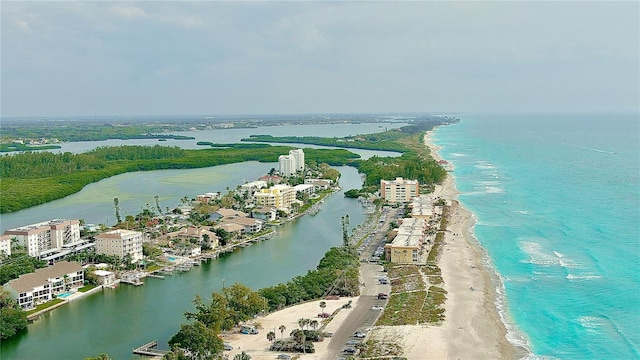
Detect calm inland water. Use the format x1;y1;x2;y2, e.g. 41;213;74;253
0;165;366;359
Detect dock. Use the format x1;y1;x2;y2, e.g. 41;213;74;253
132;340;169;357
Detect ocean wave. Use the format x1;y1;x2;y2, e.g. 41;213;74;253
566;274;602;281
577;316;605;333
519;241;582;268
451;152;467;157
485;186;505;194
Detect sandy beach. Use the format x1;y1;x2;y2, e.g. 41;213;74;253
225;130;518;360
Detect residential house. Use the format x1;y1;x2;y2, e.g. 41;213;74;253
196;192;220;204
252;207;277;221
93;270;116;286
305;179;332;192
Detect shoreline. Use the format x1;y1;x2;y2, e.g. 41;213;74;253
424;129;529;359
223;129;528;360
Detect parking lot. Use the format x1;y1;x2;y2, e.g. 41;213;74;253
324;208;399;359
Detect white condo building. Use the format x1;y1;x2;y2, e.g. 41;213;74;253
380;177;420;203
95;229;144;262
0;234;12;257
3;219;81;258
278;149;305;177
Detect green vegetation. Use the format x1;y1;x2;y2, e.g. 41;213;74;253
0;288;28;340
242;116;455;195
165;283;267;359
0;145;359;213
0;254;48;285
0;143;62;152
258;246;360;311
25;298;65;316
353;152;447;189
1;122;195;143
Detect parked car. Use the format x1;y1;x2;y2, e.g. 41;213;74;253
240;325;259;334
318;312;330;318
277;354;291;360
371;306;384;310
223;343;233;351
343;347;357;354
353;331;367;338
377;293;388;300
346;339;361;345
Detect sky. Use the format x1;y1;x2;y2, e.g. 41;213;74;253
1;1;638;117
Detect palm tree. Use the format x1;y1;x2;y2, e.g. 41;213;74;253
319;301;327;316
290;329;307;354
266;331;276;344
310;320;319;331
279;325;286;340
233;351;252;360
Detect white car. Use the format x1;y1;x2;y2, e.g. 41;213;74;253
371;306;384;311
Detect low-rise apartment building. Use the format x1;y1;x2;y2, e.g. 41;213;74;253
384;218;430;264
4;261;84;310
0;234;12;257
95;229;143;262
253;185;296;210
380;177;420;203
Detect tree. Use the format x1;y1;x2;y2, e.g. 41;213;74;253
267;331;276;344
310;320;319;331
84;354;111;360
167;321;223;360
290;329;307;354
279;325;286;340
319;301;327;316
341;214;350;247
233;352;252;360
154;195;162;214
0;287;27;340
113;197;121;224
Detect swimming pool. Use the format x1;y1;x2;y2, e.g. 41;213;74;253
56;292;73;299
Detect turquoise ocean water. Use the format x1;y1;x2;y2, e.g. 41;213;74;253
433;113;639;359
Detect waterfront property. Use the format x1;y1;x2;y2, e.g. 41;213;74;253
94;229;144;262
252;206;277;221
0;234;11;256
380;178;419;203
409;195;435;221
278;149;305;177
3;219;81;258
384;218;432;264
158;226;219;249
253;185;296;210
4;261;84;310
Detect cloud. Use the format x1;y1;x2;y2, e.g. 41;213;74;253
1;1;638;117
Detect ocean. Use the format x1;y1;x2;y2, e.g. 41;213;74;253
433;113;640;359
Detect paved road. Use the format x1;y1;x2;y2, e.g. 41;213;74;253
323;208;400;359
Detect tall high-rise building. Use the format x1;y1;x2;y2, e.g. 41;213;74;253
289;149;305;171
278;149;305;176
